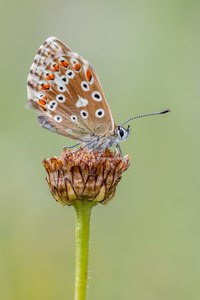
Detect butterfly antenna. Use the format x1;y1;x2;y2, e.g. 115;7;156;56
121;109;170;126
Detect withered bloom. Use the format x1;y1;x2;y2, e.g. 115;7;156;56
43;148;130;206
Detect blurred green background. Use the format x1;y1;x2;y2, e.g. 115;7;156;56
0;0;200;299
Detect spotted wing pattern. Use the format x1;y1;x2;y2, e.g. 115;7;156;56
27;37;114;142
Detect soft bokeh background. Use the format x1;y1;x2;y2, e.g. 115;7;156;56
0;0;200;299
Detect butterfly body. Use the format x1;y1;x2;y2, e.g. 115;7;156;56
27;37;129;153
79;125;130;152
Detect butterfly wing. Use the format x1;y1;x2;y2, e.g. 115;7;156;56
27;37;114;142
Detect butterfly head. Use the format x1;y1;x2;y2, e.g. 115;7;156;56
116;125;130;142
115;109;170;144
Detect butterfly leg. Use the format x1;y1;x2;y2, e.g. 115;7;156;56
83;137;99;151
63;143;81;150
116;143;123;157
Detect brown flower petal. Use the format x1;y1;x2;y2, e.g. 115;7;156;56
43;148;130;206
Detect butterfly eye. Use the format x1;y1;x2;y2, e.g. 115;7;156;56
118;127;125;138
56;94;66;103
95;109;104;118
66;70;75;79
92;91;102;101
48;100;57;111
54;115;62;123
80;110;88;119
71;115;78;122
81;81;90;91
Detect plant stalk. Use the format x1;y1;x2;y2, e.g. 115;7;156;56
73;200;94;300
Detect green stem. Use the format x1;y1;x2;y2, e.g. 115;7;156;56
73;200;94;300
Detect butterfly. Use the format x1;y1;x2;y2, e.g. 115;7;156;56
27;37;170;155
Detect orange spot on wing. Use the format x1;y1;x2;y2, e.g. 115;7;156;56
38;98;47;111
86;69;92;82
41;95;47;101
38;99;46;106
40;83;50;90
74;63;81;71
60;60;69;68
46;74;55;80
52;64;59;72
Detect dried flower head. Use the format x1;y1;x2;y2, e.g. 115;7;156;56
43;148;130;206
